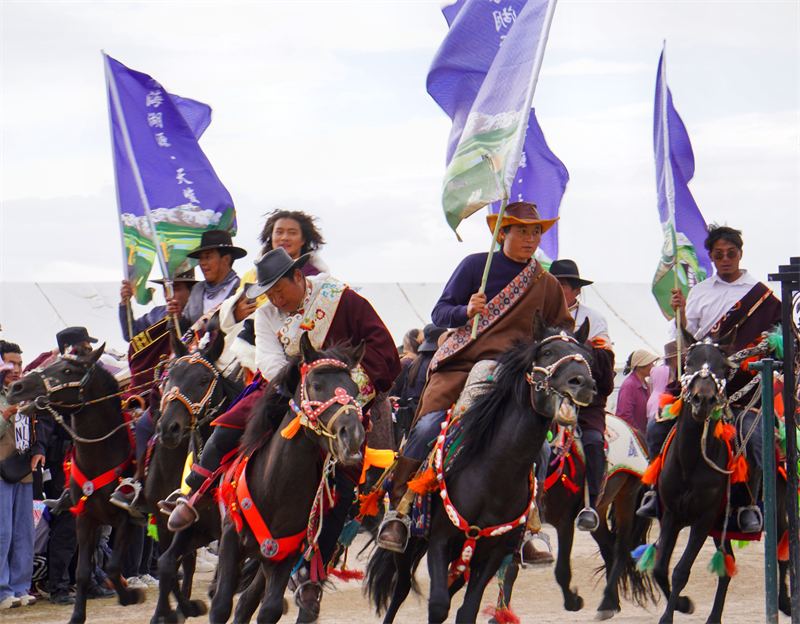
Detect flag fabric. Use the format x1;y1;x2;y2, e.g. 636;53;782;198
651;46;712;319
105;53;236;304
427;0;557;236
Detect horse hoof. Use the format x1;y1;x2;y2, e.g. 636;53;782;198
181;599;208;617
595;609;619;621
565;590;584;612
677;597;694;615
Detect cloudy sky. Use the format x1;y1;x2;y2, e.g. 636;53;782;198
1;0;798;300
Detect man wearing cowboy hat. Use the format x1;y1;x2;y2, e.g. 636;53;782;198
119;269;198;342
548;259;616;532
168;230;247;326
164;247;400;619
377;201;575;553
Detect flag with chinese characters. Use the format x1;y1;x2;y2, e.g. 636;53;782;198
105;53;236;304
651;46;711;319
427;0;557;237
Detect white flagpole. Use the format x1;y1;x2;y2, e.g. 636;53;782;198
104;52;181;340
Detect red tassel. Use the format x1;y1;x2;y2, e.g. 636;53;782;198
721;424;737;442
358;490;381;517
724;554;738;578
778;531;790;561
728;455;748;484
70;496;88;516
659;393;676;407
642;456;663;486
669;398;683;416
328;568;365;582
481;605;521;624
408;467;439;495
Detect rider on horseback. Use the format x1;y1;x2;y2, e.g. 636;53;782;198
376;202;575;553
638;224;782;533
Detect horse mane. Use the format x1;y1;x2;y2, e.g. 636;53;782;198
90;363;122;412
239;343;358;457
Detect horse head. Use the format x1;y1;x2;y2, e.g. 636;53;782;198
8;344;107;414
296;332;366;466
679;326;736;423
529;312;596;426
157;329;226;449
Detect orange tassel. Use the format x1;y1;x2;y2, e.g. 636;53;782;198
669;398;683;416
642;456;663;486
724;554;738;578
280;415;302;438
714;421;724;439
358;490;381;517
659;393;676;407
778;531;789;561
407;467;439;494
721;424;736;442
728;455;748;484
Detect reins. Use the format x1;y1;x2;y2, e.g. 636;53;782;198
525;331;593;407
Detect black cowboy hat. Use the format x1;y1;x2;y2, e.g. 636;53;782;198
418;324;447;353
187;230;247;260
245;248;311;299
149;268;199;285
549;259;593;288
56;327;98;354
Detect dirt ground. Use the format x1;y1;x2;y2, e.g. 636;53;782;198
3;527;788;624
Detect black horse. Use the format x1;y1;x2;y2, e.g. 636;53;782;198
8;346;146;623
146;329;243;623
209;333;367;624
365;315;596;623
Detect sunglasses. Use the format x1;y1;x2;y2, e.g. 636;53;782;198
711;250;740;260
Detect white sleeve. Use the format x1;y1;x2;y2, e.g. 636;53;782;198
254;308;289;382
218;292;242;335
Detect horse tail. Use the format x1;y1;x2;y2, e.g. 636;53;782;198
365;547;397;614
616;491;659;608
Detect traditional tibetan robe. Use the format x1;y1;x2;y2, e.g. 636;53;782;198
415;251;574;420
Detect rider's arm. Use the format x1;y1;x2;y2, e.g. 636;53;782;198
253;307;289;383
431;256;482;329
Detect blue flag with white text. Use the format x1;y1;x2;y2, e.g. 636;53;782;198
651;47;711;318
428;0;565;243
105;53;236;304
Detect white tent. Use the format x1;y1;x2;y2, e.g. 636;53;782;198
1;281;673;368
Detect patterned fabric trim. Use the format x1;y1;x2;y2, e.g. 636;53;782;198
431;262;540;372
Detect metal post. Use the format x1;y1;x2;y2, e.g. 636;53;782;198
769;257;800;623
750;358;780;623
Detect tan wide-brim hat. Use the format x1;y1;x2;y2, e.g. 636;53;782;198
486;201;559;234
630;349;661;369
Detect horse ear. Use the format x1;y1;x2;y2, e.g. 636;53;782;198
299;332;318;364
717;327;738;350
531;310;547;342
574;318;591;345
170;326;189;359
348;340;366;369
203;329;226;364
80;343;105;365
680;325;697;349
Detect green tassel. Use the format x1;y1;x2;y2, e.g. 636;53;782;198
547;430;553;442
338;518;360;548
707;550;726;576
767;328;783;359
711;408;722;421
777;420;787;456
733;540;749;549
147;515;159;542
636;544;656;573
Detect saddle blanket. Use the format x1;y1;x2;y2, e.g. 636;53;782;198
605;414;648;477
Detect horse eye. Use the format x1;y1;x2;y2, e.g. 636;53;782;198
541;349;552;358
311;382;323;393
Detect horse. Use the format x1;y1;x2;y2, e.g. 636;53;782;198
8;345;146;624
146;328;244;624
365;314;596;624
651;328;750;624
208;332;367;624
493;422;655;621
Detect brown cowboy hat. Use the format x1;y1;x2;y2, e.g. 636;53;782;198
187;230;247;260
485;201;559;234
149;268;199;285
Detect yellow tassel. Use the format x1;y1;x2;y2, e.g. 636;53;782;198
642;455;662;486
281;415;302;438
669;398;683;416
407;467;439;495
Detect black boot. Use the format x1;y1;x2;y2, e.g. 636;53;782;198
636;489;659;519
376;456;423;553
737;467;763;533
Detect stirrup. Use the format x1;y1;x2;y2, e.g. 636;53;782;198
737;505;763;533
158;488;184;516
376;510;412;553
293;579;322;616
518;530;553;569
576;507;599;532
110;478;145;516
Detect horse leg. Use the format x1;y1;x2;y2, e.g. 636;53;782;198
500;562;517;605
152;527;191;624
173;534;209;620
706;539;733;624
659;516;711;624
554;518;583;611
232;565;266;624
209;523;245;624
107;516;148;606
652;513;680;621
69;516;99;624
426;538;452;624
181;549;196;599
455;546;509;623
256;559;294;624
597;488;638;619
384;547;416;623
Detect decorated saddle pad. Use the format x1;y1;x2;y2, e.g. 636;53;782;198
605;414;648;477
451;360;499;416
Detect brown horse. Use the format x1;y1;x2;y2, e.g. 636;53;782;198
8;346;146;623
208;333;366;624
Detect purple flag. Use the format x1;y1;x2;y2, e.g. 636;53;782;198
105;53;236;304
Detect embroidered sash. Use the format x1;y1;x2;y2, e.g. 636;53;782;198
709;282;773;342
431;262;539;372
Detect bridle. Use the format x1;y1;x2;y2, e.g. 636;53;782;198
288;358;362;440
525;332;593;407
679;339;729;412
159;352;226;429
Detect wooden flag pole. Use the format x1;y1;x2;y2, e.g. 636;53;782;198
471;199;508;340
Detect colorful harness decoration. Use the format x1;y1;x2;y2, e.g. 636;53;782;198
159;352;225;425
